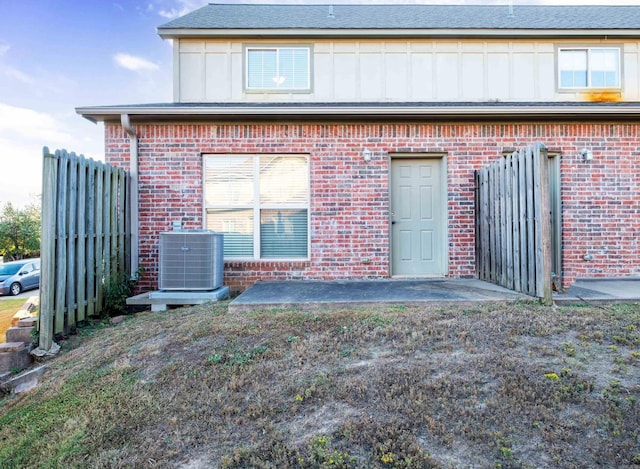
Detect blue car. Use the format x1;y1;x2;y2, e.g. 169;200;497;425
0;258;41;296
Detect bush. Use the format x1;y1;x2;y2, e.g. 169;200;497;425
103;268;144;317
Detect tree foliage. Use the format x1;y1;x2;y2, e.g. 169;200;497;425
0;201;41;261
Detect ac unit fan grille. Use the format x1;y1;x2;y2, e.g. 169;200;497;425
159;231;223;290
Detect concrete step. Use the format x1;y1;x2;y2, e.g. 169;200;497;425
0;342;25;352
10;296;38;327
17;317;37;327
5;326;35;345
0;342;33;374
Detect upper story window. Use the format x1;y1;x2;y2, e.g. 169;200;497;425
204;154;309;260
245;46;311;92
558;47;620;89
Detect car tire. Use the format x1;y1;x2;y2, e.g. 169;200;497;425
10;282;22;296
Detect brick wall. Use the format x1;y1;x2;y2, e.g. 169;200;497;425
105;121;640;293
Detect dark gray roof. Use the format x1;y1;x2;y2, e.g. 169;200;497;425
158;4;640;32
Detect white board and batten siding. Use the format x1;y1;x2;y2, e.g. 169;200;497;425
174;39;640;103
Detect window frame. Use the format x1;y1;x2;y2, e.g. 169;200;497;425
244;44;313;93
556;46;622;91
203;153;311;261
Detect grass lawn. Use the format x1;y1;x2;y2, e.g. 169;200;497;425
0;301;638;468
0;299;26;344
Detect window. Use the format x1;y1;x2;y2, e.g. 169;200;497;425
558;47;620;89
246;46;311;91
204;154;309;259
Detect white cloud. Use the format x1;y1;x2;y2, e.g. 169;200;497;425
147;0;640;17
0;42;9;56
0;103;69;207
0;103;73;143
154;0;207;19
0;103;103;208
4;66;36;85
113;53;159;72
0;136;43;208
157;8;184;19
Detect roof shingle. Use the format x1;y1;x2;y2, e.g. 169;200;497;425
158;4;640;32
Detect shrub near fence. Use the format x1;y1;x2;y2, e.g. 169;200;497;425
39;148;130;351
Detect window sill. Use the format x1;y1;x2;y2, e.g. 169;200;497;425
224;258;310;263
557;87;621;93
244;89;312;94
558;89;623;103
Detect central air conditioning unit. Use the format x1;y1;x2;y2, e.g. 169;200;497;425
159;230;224;291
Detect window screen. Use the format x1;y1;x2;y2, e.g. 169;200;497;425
204;154;309;259
246;47;310;91
558;48;620;89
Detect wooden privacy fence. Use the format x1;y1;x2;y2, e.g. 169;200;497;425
39;148;130;351
474;142;552;304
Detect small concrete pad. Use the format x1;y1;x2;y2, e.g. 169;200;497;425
0;365;46;395
127;287;230;312
554;278;640;305
229;279;532;313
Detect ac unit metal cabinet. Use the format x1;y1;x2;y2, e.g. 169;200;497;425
159;231;224;291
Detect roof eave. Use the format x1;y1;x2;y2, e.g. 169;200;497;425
76;104;640;123
157;27;640;40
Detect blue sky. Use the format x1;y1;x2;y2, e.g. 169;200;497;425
0;0;209;207
0;0;636;208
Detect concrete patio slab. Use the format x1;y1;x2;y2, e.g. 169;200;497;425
553;278;640;305
228;279;534;313
127;287;230;312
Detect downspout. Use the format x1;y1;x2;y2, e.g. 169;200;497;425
120;114;139;277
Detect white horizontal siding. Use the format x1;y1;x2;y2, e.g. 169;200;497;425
175;38;640;103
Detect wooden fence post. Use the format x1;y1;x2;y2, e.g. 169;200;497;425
87;161;96;317
67;153;78;329
54;149;68;335
534;143;553;304
39;148;57;351
76;158;87;323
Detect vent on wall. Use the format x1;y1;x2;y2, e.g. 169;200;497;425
159;231;224;291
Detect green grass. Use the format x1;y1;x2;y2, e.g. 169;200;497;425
0;367;148;468
0;301;638;468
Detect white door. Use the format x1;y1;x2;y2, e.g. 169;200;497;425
391;158;446;276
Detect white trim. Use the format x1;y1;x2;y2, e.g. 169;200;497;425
244;45;312;92
77;103;640;122
159;28;640;40
389;153;448;278
173;39;180;102
557;46;622;90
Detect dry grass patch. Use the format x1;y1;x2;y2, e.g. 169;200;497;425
0;299;25;343
0;301;639;468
